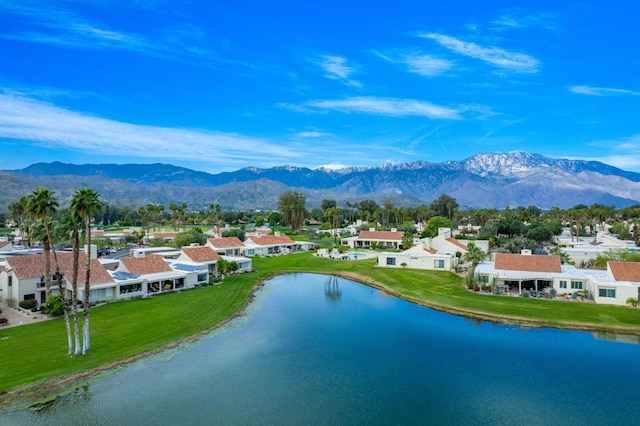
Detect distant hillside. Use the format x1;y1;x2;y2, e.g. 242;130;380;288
3;152;640;211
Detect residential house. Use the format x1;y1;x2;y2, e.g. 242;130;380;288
0;252;115;306
243;233;313;256
206;237;245;256
342;229;404;250
118;255;187;294
178;246;219;277
586;261;640;305
378;243;456;271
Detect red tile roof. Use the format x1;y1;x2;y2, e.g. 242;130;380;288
207;237;244;249
247;235;295;246
153;232;178;239
424;248;438;254
120;256;173;275
7;252;114;284
609;261;640;282
181;246;220;263
358;231;403;241
0;241;11;249
494;253;562;273
446;237;468;250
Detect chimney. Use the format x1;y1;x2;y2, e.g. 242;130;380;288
133;249;146;258
84;244;98;259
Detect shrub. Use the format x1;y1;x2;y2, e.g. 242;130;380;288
627;297;639;308
19;299;38;310
521;290;531;298
42;294;64;316
0;317;8;325
6;298;16;308
549;288;557;297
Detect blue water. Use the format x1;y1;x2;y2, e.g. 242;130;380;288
3;273;640;425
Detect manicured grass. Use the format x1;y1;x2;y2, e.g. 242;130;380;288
250;253;640;331
1;252;639;400
0;277;256;394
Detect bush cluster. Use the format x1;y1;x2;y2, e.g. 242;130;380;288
19;300;38;310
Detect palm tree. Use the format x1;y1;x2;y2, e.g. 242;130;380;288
463;242;486;288
26;188;59;301
70;188;102;355
61;209;84;355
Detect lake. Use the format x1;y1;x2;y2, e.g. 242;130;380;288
2;273;640;425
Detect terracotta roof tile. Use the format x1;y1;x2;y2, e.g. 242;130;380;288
446;237;468;250
424;248;438;254
247;235;295;246
207;237;244;249
7;252;114;284
153;232;178;239
494;253;562;273
181;246;220;263
120;256;173;275
609;261;640;282
358;231;403;241
0;241;12;249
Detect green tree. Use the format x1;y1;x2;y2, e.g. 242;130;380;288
421;216;452;238
222;228;246;241
60;209;84;355
401;231;414;250
70;188;102;355
278;191;307;232
549;246;574;265
26;188;59;301
430;194;459;221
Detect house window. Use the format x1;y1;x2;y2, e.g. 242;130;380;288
571;281;585;289
559;280;567;289
434;259;445;269
598;288;616;298
119;283;142;294
8;276;11;287
386;257;396;266
197;273;208;282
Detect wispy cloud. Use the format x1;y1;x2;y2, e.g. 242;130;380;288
491;11;558;31
0;92;298;170
0;2;245;71
579;134;640;170
294;131;333;138
376;51;453;77
316;56;361;87
569;85;640;96
420;33;539;73
301;96;462;120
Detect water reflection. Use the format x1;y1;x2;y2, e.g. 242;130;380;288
324;276;342;301
3;273;640;425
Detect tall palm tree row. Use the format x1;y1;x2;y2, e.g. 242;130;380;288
70;188;103;355
26;188;74;354
26;188;59;301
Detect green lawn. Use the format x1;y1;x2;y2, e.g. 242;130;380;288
1;252;639;401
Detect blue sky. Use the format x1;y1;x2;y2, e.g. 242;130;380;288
1;1;639;174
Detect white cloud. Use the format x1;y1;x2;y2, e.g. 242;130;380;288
316;56;361;87
294;131;333;138
0;93;297;168
402;54;453;77
569;85;640;96
578;134;640;170
491;12;557;31
0;3;238;71
303;96;461;120
421;33;539;73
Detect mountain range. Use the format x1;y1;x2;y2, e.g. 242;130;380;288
2;152;640;211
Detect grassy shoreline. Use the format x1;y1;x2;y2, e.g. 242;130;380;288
2;252;639;410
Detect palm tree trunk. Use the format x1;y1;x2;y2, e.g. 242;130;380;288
82;216;92;354
72;227;81;355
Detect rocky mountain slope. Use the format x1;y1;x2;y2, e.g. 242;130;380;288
4;152;640;211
